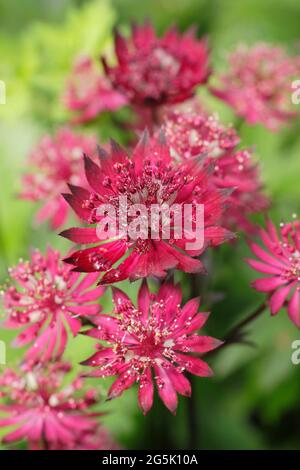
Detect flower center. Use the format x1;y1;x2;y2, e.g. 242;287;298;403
7;262;69;323
138;331;163;357
126;46;180;101
83;158;194;245
113;302;179;373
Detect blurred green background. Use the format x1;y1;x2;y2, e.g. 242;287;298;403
1;0;300;450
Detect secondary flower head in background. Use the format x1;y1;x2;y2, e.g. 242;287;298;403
82;281;222;414
161;105;240;160
64;56;127;124
0;362;104;449
210;43;299;130
1;247;104;363
247;218;300;327
21;127;97;230
102;21;210;110
161;107;269;232
61;132;234;284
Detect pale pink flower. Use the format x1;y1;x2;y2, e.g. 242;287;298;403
1;247;104;363
247;219;300;327
211;43;299;130
64;56;127;124
161;108;269;232
0;362;101;449
21;128;97;230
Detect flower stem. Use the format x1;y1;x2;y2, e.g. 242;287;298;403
187;374;197;449
187;273;203;449
225;302;266;342
205;301;267;359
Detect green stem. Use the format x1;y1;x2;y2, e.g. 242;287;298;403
225;302;266;343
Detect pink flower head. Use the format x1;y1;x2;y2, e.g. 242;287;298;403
162;107;240;160
102;21;210;108
64;56;127;124
1;247;104;363
211;43;299;130
61;132;234;284
161;108;269;232
0;362;101;449
81;281;222;414
247;219;300;327
21;128;97;230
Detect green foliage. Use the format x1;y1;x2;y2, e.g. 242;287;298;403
0;0;115;122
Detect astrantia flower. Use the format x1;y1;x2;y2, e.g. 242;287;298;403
82;281;222;414
21;128;97;229
1;247;104;363
247;219;300;327
102;21;210;109
61;132;234;284
64;56;127;124
0;362;100;449
162;108;269;232
162;106;240;160
211;43;299;130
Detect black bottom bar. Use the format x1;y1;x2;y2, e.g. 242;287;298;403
0;449;298;466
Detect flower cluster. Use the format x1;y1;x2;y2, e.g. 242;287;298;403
211;43;299;130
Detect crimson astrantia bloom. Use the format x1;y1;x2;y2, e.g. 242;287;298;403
81;281;222;414
0;362;101;449
21;128;97;230
210;43;299;130
162;108;269;232
102;21;210;109
64;56;127;124
61;132;234;284
247;219;300;328
1;247;104;363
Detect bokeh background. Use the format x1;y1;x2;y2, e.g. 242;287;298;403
1;0;300;450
